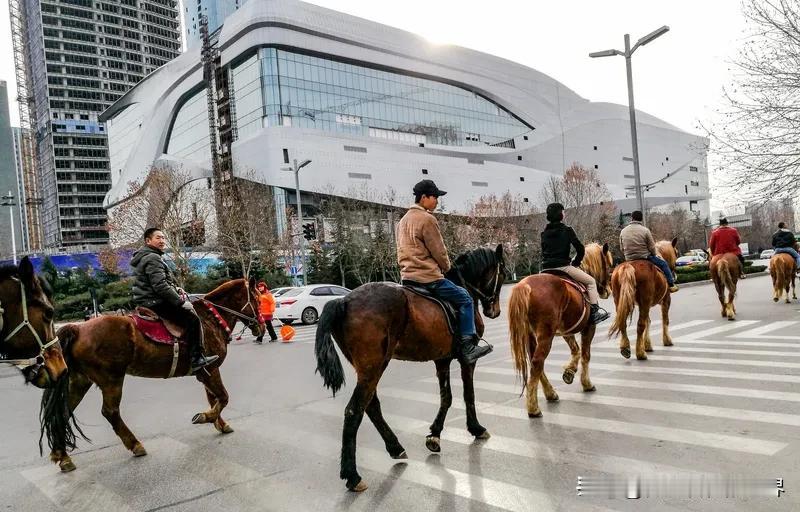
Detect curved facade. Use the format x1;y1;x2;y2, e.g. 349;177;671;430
102;0;710;219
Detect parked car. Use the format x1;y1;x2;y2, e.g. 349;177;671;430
271;287;294;297
760;249;776;259
684;249;709;261
676;255;707;267
276;284;352;325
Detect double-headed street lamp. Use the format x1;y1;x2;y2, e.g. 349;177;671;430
281;159;312;285
590;25;670;223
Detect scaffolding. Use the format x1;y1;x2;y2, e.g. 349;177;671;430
8;0;43;250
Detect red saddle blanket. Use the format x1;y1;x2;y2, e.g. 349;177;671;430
131;314;184;345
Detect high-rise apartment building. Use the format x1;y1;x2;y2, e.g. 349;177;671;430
20;0;182;247
11;127;31;253
184;0;245;48
0;81;24;258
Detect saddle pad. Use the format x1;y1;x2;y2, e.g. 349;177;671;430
131;314;183;345
401;285;456;334
541;269;588;294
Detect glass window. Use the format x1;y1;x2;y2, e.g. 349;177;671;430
310;286;331;296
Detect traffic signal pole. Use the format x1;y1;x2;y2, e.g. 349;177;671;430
292;159;308;286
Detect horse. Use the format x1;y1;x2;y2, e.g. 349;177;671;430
608;238;678;360
770;252;797;303
710;253;740;320
0;257;83;458
508;243;613;418
45;277;264;473
314;245;505;492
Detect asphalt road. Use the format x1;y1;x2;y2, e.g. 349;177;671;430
1;273;799;511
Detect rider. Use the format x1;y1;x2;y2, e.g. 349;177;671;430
620;211;679;293
709;217;746;279
772;222;800;274
396;179;492;365
540;203;609;324
131;228;219;373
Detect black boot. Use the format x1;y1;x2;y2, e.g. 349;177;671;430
190;342;219;374
457;334;492;365
589;304;610;324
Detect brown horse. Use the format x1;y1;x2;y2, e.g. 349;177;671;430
0;257;81;457
508;243;613;418
770;252;797;303
608;238;678;360
710;253;740;320
314;246;505;492
46;277;264;472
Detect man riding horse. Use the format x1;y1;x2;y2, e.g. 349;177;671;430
620;211;679;293
540;202;609;324
131;228;218;373
709;217;746;279
772;222;800;276
396;179;492;364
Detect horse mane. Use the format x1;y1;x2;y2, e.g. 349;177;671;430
655;240;677;268
582;243;609;278
0;264;19;281
203;278;246;301
452;247;501;281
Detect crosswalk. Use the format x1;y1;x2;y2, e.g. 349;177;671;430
12;315;800;511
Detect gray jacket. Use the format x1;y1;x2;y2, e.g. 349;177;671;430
620;221;656;261
130;246;183;307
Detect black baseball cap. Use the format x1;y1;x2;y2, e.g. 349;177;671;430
413;179;447;197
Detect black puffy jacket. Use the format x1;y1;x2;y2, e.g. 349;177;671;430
130;246;183;307
541;222;584;269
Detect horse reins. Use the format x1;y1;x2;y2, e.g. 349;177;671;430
0;278;59;369
191;283;263;328
458;262;502;304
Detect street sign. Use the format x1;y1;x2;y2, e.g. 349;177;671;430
290;265;297;275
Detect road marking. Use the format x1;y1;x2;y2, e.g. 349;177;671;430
22;465;136;512
669;339;800;349
728;321;800;339
673;321;758;340
496;351;800;370
433;378;800;428
378;388;787;456
589;345;800;358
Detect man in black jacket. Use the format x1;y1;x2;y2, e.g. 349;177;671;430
772;222;800;274
131;228;218;373
541;203;609;324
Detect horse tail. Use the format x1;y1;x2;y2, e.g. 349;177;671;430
718;258;735;295
315;298;346;396
508;281;534;391
608;265;637;338
39;324;89;456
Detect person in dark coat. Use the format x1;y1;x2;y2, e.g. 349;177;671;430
130;227;218;373
772;222;800;274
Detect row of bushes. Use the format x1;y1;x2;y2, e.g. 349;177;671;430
676;262;767;284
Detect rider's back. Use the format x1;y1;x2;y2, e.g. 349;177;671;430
396;205;450;283
619;222;654;261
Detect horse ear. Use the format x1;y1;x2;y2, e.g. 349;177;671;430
602;242;609;254
19;256;35;285
495;243;504;259
248;276;257;290
671;237;678;248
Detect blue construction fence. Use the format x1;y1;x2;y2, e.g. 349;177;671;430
0;251;225;276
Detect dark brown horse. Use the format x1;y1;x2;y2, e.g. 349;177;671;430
608;238;678;360
770;252;797;303
508;243;613;418
710;253;740;320
46;277;264;472
315;245;505;492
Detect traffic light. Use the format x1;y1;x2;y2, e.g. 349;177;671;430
302;222;316;241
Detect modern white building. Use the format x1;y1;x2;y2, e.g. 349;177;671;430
103;0;710;236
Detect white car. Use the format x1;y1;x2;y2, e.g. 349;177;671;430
271;287;294;297
760;249;776;259
275;284;351;325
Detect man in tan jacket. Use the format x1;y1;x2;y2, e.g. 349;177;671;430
397;179;492;364
619;211;678;292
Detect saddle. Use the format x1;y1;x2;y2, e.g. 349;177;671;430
131;307;186;345
401;283;457;334
540;269;589;299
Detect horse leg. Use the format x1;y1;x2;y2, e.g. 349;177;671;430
528;327;553;418
460;361;491;439
661;293;673;346
792;273;797;300
539;369;559;402
203;386;233;434
580;325;596;392
636;306;650;360
561;335;580;386
426;359;452;453
51;371;92;472
98;377;146;457
619;312;632;360
643;313;653;353
365;393;406;459
715;279;727;317
341;376;378;492
192;368;228;427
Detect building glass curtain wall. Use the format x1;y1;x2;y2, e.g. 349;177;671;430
230;47;533;146
165;89;211;165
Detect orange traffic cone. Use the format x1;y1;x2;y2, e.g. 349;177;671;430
280;324;295;342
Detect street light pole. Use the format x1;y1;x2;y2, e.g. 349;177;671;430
284;159;312;286
1;192;16;265
590;26;670;224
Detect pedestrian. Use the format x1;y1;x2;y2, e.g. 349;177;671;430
255;281;278;343
83;306;91;322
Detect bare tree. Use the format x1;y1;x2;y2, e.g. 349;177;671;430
706;0;800;202
647;208;707;252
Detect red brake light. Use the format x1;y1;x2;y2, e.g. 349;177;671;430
280;299;297;305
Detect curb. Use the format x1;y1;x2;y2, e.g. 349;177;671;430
676;270;769;289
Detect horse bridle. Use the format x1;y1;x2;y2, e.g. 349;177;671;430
0;278;59;369
459;262;503;306
192;282;263;328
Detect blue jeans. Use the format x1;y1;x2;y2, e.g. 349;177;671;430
427;278;475;337
775;247;800;267
647;255;675;286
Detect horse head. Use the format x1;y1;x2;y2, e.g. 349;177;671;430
0;257;66;388
205;276;265;338
582;242;614;299
656;237;679;274
452;244;506;319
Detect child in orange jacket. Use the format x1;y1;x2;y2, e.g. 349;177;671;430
255;281;278;343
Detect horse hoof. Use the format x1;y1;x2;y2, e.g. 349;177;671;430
774;297;779;302
60;460;77;473
528;411;543;418
191;413;206;424
645;348;654;353
215;423;234;434
391;450;408;460
636;353;648;361
728;316;736;321
562;369;575;384
546;394;559;402
132;444;147;457
475;430;491;440
425;436;441;453
348;480;368;492
663;340;673;347
584;386;596;392
620;348;631;359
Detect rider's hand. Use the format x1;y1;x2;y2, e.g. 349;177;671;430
181;301;194;312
